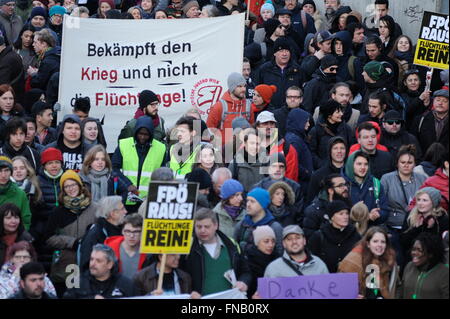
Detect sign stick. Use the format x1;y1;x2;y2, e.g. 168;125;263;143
157;254;167;291
425;67;434;92
246;0;251;21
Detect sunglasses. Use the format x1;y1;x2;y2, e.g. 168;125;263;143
405;69;419;76
385;120;402;125
329;67;338;72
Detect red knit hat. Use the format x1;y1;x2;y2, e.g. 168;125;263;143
255;84;277;104
98;0;115;9
41;147;63;165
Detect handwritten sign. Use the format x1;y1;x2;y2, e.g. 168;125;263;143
257;273;359;299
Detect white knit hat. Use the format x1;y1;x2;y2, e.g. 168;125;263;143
253;225;276;245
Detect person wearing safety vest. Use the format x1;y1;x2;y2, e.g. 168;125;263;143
112;116;167;212
169;116;202;179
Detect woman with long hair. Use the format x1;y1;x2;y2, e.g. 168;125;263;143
400;69;430;129
79;144;127;203
191;143;221;175
0;85;23;143
0;240;55;299
80;117;107;148
43;170;98;297
379;15;398;56
13;24;39;74
11;156;43;208
338;226;398;299
387;35;415;88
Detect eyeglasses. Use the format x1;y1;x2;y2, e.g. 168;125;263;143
287;95;302;99
123;230;142;237
329;67;338;72
64;183;79;190
385;120;402;125
333;182;350;189
404;69;419;76
13;254;31;260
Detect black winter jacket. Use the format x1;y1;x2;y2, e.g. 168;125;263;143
303;190;330;239
302;69;337;114
30;46;61;90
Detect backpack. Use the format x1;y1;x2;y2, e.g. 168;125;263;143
76;223;108;267
219;99;252;130
348;56;357;80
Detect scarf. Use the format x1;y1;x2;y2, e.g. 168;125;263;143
44;169;64;180
14;178;35;196
394;51;413;63
151;114;160;128
326;120;340;134
87;168;110;202
223;205;241;221
63;193;90;213
269;204;290;218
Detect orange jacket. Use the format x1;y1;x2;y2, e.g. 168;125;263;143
104;236;147;273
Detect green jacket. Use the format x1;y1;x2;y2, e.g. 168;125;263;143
118;117;166;144
0;182;31;231
213;202;246;239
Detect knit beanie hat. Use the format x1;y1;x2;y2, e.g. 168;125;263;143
383;110;402;121
182;0;199;15
0;156;13;172
264;18;281;38
260;1;275;16
302;0;316;11
326;200;350;220
30;6;48;19
268;152;286;167
232;117;252;131
253;225;276;245
98;0;115;9
187;168;212;190
49;5;67;17
320;54;339;71
364;61;388;81
247;187;270;210
41;147;63;165
60;170;83;190
138;90;159;109
273;36;291;53
255;84;277;104
220;179;244;200
320;99;342;119
418;187;442;208
227;72;246;93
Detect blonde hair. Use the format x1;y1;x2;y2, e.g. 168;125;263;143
11;156;42;202
407;190;447;230
350;201;369;236
81;144;112;175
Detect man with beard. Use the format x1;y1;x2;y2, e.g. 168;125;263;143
323;0;341;30
306;136;347;204
303;173;351;239
344;150;389;226
119;89;166;144
9;262;57;299
264;225;329;277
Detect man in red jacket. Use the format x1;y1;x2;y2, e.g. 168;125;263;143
206;72;252;147
104;213;148;280
255;111;299;182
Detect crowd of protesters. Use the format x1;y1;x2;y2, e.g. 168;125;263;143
0;0;448;299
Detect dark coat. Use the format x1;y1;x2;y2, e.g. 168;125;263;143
380;127;423;162
0;45;24;102
34;127;58;146
303;190;329;239
30;46;61;90
306;162;342;205
0;142;40;172
302;69;337;114
63;269;136;299
246;245;279;297
411;111;449;154
180;230;252;295
271;105;297;139
78;217;123;273
308;222;361;273
401;90;428;131
0;230;33;266
308;120;355;170
300;54;319;82
256;59;304;108
9;289;57;299
133;262;192;296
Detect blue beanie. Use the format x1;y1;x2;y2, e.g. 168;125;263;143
260;1;275;15
247;187;270;210
49;5;67;17
220;179;244;200
30;7;48;19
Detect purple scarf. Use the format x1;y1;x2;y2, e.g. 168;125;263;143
223;205;241;220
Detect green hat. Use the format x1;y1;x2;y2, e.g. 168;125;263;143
363;61;388;81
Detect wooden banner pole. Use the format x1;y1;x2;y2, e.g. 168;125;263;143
157;254;167;291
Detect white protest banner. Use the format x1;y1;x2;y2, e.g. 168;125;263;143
59;14;245;152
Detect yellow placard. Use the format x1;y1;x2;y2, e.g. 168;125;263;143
140;219;194;254
414;39;450;70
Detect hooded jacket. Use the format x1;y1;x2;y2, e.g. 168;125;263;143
246;244;279;297
308;116;355;170
233;211;284;256
45;114;94;172
104;235;148;276
285;108;313;183
112;116;168;189
228;148;269;193
302;68;338;114
0;141;40;172
30;46;61;90
411;110;449;155
343;151;389;225
332;30;354;82
308;222;361;273
306;136;347;204
0;181;31;231
303;189;330;239
213;202;246;240
268;181;297;227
